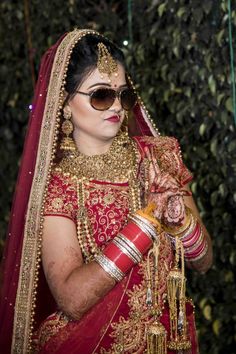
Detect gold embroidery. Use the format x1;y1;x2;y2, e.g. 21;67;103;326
100;234;173;353
44;172;77;221
34;311;70;350
103;193;115;206
51;197;64;210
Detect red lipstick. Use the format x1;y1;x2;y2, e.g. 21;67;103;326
105;115;120;123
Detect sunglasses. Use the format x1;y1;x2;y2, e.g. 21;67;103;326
76;87;137;111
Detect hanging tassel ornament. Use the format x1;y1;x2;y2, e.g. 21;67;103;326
146;240;167;354
167;238;191;351
147;320;167;354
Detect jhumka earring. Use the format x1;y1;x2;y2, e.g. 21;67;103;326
60;108;76;152
97;42;118;81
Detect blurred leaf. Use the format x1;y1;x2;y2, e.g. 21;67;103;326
208;75;216;95
177;7;186;18
158;3;166;17
225;97;233;113
203;305;212;321
219;183;228;197
212;319;221;336
199;123;207;136
224;271;234;283
210;139;218;156
216;29;225;46
217;93;225;106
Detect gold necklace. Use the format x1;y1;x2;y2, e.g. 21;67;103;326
58;132;138;183
55;132;142;262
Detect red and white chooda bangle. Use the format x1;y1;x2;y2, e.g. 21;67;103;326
95;214;157;282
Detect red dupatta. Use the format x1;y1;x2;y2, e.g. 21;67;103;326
0;29;158;353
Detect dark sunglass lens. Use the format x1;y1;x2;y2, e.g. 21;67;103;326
120;89;137;110
91;89;115;110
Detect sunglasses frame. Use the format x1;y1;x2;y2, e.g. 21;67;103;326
76;87;137;111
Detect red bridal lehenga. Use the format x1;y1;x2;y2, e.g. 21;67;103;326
0;29;198;354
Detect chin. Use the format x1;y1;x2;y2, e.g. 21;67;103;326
101;127;121;140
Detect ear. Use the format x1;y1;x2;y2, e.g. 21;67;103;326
63;105;72;120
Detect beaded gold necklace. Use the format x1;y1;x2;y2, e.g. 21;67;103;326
58;132;138;182
56;132;142;262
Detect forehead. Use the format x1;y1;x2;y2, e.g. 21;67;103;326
80;63;126;89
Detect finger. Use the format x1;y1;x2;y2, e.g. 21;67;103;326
144;146;152;160
144;147;157;186
150;147;161;176
156;177;180;191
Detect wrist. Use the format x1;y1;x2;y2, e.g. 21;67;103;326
165;207;208;262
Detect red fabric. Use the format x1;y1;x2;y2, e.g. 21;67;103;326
0;34;67;353
37;274;132;353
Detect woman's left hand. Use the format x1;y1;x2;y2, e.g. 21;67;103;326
145;146;191;226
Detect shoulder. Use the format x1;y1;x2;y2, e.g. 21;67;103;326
44;166;78;222
47;166;77;194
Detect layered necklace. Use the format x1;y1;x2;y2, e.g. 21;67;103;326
56;132;142;262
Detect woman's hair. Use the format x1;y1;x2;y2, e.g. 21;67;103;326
65;34;125;101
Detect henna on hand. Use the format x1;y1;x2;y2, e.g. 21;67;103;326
145;146;191;225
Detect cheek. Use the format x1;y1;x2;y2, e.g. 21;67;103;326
72;103;103;128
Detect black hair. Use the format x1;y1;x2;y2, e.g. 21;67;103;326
64;34;126;101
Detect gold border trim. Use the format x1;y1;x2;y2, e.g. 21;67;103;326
11;29;98;354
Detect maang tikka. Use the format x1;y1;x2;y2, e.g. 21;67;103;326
60;107;76;152
97;43;118;81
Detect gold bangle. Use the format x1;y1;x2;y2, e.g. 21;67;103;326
136;203;162;232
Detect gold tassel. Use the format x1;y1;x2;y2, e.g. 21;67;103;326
147;320;167;354
146;240;167;354
167;238;191;351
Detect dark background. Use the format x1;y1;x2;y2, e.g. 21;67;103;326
0;1;236;353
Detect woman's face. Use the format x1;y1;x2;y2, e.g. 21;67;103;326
67;63;127;147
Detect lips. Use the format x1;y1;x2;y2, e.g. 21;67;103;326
105;115;120;123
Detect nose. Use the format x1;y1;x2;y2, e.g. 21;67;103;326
110;96;122;112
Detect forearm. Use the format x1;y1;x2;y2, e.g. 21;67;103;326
54;261;115;320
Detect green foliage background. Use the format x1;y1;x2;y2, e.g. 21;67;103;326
0;0;235;353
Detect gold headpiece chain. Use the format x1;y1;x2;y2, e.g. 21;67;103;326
97;42;118;80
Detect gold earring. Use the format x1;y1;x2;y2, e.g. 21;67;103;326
60;108;76;152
